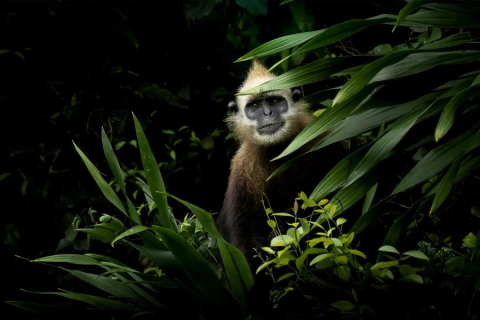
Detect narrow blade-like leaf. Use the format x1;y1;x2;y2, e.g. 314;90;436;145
111;225;150;247
151;227;238;310
132;113;175;231
429;159;461;214
73;141;127;217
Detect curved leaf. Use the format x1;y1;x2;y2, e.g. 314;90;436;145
235;30;323;62
111;225;150;247
132;113;175;231
429;159;461;214
151;226;237;309
73;141;127;217
392;127;477;194
238;56;377;95
435;83;480;141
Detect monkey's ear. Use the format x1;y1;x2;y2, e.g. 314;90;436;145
228;101;238;113
292;88;302;102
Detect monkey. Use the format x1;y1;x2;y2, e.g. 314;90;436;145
217;59;334;266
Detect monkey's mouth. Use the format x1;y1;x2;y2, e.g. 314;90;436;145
258;121;285;135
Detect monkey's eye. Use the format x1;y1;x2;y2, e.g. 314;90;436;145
251;103;260;109
272;99;279;106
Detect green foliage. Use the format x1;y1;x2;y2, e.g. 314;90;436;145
9;114;252;318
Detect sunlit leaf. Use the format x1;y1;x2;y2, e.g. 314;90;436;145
111;225;150;247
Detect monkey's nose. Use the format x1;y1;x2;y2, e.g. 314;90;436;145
263;106;273;116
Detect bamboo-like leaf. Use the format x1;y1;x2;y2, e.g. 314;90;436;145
435;84;480;142
60;267;144;301
314;95;436;151
162;192;253;314
151;226;237;309
392;127;477;194
33;254;99;265
348;200;387;235
238;56;377;95
73;141;128;217
345;116;418;187
309;144;370;202
429;159;461;214
19;290;136;311
419;32;472;51
235;30;323;62
295;15;395;55
76;228;117;243
111;225;150;247
128;242;179;270
301;87;339;105
362;183;378;214
273;83;381;161
393;0;430;32
333;51;411;107
404;10;480;28
101;128;141;225
132;113;175;231
372;51;480;83
317;170;378;224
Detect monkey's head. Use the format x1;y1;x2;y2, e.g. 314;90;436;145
226;59;311;146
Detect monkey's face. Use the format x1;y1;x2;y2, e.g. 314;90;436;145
245;94;288;136
228;89;306;146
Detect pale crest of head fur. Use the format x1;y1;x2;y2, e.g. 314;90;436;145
226;59;312;146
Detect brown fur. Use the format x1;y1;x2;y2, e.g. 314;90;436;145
217;60;329;265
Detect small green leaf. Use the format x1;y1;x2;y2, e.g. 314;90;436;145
378;245;400;255
267;220;276;229
309;253;334;266
271;235;295;247
348;249;366;259
400;274;424;284
402;250;429;260
370;260;398;270
332;300;356;311
277;272;296;282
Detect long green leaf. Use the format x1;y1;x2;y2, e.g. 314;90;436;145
295;15;395;55
150;226;238;310
128;241;179;270
76;228;117;243
235;29;323;62
435;83;480;141
392;127;478;194
59;267;143;301
309;144;370;202
362;183;378;214
19;290;136;311
162;193;253;314
349;200;388;235
404;10;480;28
333;51;411;107
73;141;127;217
344;116;417;187
393;0;431;32
314;93;438;150
33;254;99;265
101;128;141;225
132;113;175;231
111;225;150;247
429;159;461;214
273;83;381;161
372;51;480;83
238;56;377;95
